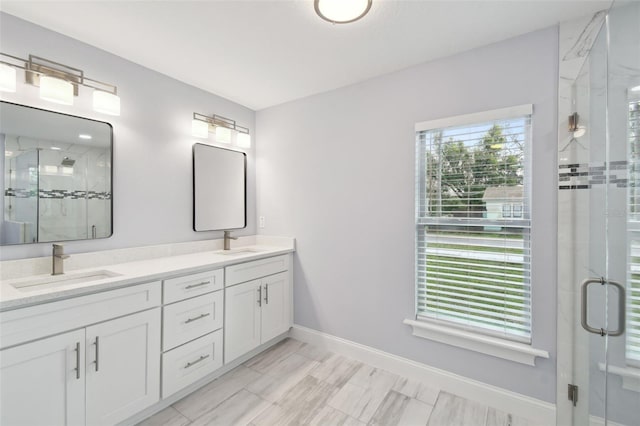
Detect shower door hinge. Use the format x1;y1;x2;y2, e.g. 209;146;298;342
568;384;578;407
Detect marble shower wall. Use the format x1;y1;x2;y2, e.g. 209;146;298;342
3;133;111;243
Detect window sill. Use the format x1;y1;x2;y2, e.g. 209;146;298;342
598;363;640;392
403;319;549;366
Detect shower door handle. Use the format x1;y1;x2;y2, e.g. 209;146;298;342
581;278;626;336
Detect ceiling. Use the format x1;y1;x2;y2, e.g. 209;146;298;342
0;1;611;111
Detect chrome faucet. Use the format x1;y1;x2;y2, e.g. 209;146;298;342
223;231;238;250
52;244;70;275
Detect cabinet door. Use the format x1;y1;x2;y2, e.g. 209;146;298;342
224;279;261;363
261;271;291;343
85;308;160;426
0;329;85;426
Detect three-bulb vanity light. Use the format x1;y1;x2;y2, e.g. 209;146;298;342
192;112;251;149
0;53;120;116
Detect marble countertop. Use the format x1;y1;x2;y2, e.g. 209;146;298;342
0;237;294;311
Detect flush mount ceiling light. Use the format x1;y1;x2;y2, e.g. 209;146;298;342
314;0;372;24
191;112;251;149
0;53;121;116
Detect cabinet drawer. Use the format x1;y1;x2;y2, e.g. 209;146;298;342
162;291;223;351
0;282;161;349
163;269;223;304
225;255;289;286
162;330;222;398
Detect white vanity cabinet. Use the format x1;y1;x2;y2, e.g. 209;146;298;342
161;269;224;398
0;329;86;426
0;282;161;426
224;255;291;363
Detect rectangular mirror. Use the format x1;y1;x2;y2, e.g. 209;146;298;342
1;101;113;245
193;143;246;231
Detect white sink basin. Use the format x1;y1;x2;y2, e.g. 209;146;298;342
214;247;263;256
11;270;121;292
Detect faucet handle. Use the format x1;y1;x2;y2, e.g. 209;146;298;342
224;231;238;240
53;244;70;259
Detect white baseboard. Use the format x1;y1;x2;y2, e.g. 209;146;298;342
290;324;556;426
590;415;626;426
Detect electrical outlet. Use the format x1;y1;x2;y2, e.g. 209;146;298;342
259;216;265;228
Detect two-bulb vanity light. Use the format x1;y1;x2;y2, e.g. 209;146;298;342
192;112;251;149
0;53;120;116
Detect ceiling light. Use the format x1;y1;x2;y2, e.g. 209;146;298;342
0;63;16;92
315;0;372;24
78;134;92;140
1;52;120;115
93;90;120;116
39;75;74;105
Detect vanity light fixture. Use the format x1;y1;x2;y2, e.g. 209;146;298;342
191;112;251;148
0;52;121;116
314;0;372;24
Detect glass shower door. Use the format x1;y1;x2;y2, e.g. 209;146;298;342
568;2;640;425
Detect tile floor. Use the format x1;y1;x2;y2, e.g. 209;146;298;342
138;338;530;426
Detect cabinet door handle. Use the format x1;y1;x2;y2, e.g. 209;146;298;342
185;281;210;290
258;286;262;307
264;283;269;304
93;337;99;372
184;312;211;324
74;342;81;380
184;354;210;369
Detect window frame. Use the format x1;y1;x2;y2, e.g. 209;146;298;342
413;104;535;345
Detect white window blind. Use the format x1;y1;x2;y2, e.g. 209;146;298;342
628;98;640;366
416;109;532;343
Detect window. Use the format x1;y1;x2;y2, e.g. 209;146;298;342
513;204;523;218
415;105;532;343
502;204;512;218
628;98;640;366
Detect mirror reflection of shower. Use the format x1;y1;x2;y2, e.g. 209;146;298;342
1;101;113;245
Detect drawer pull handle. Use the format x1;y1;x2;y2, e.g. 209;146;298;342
264;283;269;304
74;342;81;380
184;354;210;369
258;286;262;307
185;312;211;324
93;337;100;372
185;281;210;290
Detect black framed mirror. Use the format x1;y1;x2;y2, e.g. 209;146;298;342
193;143;246;232
1;101;113;245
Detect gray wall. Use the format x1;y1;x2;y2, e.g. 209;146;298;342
256;27;559;401
0;13;256;261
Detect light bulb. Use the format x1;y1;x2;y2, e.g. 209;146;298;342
215;126;232;144
237;132;251;148
192;119;209;138
0;63;16;92
93;90;120;116
39;75;73;105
